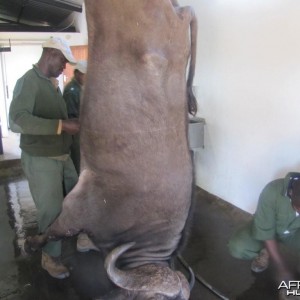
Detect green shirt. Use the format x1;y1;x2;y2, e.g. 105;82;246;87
252;172;300;241
63;77;81;119
9;65;72;157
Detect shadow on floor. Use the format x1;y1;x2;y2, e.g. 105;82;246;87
0;163;296;300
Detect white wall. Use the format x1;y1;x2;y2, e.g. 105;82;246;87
180;0;300;213
4;45;42;113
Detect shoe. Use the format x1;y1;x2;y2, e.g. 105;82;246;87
76;233;99;252
251;248;269;273
41;252;70;279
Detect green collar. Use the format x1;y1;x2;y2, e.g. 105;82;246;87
32;64;51;81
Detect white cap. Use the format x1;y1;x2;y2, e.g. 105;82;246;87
75;60;87;74
42;37;77;65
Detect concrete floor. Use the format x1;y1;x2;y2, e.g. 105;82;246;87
0;155;295;300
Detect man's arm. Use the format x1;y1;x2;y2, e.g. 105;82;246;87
61;119;80;135
253;182;294;281
265;239;293;281
10;76;80;136
9;77;60;135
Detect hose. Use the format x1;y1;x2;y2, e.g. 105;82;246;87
177;255;229;300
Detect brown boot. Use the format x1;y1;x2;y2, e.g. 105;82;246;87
41;252;70;279
251;248;269;273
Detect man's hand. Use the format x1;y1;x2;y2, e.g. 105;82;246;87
277;267;294;283
62;119;80;135
264;240;294;282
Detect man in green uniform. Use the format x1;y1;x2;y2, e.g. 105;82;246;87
9;37;80;279
63;60;87;175
228;172;300;298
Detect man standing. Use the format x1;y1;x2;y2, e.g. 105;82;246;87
9;37;79;279
63;60;87;175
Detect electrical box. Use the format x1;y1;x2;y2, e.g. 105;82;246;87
188;117;205;150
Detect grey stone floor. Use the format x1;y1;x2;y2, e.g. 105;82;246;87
0;161;296;300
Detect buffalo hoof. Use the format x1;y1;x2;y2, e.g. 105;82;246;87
21;237;37;255
23;235;47;254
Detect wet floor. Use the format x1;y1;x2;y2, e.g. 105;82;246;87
0;162;299;300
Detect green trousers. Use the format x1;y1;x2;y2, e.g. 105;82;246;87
228;221;300;260
21;151;78;257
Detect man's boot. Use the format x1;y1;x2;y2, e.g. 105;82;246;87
251;248;269;273
41;252;70;279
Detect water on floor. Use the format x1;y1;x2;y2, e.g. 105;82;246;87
1;167;299;300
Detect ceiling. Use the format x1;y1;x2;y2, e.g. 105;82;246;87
0;0;83;33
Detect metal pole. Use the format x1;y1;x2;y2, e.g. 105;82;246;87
0;125;3;155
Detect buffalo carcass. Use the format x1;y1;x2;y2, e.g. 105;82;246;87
26;0;198;299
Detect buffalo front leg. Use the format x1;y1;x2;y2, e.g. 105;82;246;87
24;234;48;254
24;170;96;254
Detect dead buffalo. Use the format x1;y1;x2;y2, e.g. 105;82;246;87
26;0;198;299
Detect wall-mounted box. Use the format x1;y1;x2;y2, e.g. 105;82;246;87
188;117;205;150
